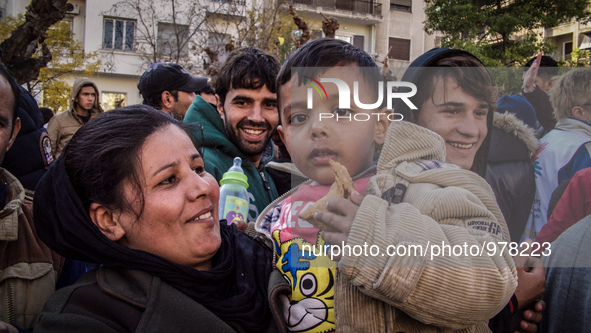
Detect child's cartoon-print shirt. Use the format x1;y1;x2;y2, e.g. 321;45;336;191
271;177;370;333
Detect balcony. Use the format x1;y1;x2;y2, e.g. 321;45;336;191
293;0;382;16
211;0;246;5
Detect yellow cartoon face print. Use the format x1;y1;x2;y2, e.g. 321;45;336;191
273;229;336;333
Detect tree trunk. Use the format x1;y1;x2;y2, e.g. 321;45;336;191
0;0;68;84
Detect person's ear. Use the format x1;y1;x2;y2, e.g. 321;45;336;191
373;108;391;145
277;124;286;144
89;203;126;241
572;106;585;121
216;95;224;118
6;117;21;152
161;91;174;110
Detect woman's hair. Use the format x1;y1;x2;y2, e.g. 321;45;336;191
550;67;591;120
64;104;196;216
398;53;496;177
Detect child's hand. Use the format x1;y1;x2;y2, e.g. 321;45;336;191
313;191;364;261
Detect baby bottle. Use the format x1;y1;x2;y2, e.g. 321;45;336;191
218;157;250;225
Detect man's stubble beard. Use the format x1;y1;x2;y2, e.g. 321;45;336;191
222;109;271;157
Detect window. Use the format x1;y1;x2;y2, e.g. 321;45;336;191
564;42;573;57
353;35;365;51
158;23;189;58
336;35;352;44
388;37;411;61
102;92;127;111
104;18;135;51
391;0;411;12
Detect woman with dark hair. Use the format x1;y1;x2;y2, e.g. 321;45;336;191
31;105;276;333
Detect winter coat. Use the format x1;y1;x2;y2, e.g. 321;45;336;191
0;169;64;329
184;95;279;221
541;215;591;333
1;87;53;190
260;121;517;332
485;112;540;242
334;121;516;332
535;167;591;244
523;117;591;240
46;77;103;158
35;267;281;333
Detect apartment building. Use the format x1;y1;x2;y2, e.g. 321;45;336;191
290;0;440;78
2;0;439;109
543;19;591;62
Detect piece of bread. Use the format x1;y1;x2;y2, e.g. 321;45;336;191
299;159;354;231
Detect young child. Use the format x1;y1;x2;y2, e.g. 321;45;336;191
257;39;390;333
257;39;517;333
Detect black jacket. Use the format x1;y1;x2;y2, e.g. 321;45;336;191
1;87;53;190
35;268;242;333
486;112;540;242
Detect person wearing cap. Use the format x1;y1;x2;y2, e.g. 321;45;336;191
47;77;103;159
138;62;208;120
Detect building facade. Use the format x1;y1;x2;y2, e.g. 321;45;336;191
543;19;591;62
3;0;440;110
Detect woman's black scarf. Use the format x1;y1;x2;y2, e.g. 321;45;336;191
34;155;273;332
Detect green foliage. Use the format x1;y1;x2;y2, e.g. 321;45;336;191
570;47;591;66
0;14;24;40
239;8;293;61
0;16;101;113
276;28;296;63
424;0;590;65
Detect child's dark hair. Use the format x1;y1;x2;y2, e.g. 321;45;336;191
276;38;383;114
213;47;280;105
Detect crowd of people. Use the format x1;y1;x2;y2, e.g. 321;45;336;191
1;38;590;333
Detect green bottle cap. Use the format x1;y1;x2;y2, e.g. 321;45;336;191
220;157;249;189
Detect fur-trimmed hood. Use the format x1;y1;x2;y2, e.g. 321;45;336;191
488;111;540;163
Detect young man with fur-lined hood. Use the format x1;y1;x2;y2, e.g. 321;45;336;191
486;95;540;243
47;77;103;159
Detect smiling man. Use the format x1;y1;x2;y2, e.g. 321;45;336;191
47;77;103;158
184;47;280;222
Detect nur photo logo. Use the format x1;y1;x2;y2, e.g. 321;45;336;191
305;77;418;111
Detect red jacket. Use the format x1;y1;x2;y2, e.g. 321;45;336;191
535;167;591;244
